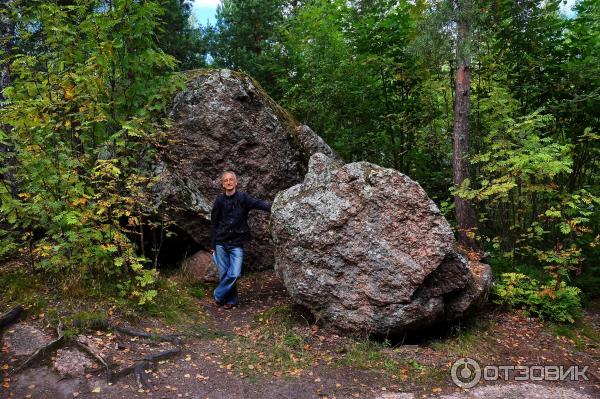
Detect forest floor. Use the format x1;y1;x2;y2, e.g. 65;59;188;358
1;260;600;399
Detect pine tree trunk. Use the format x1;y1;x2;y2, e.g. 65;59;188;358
452;12;480;251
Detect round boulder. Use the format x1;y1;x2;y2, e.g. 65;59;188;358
271;153;492;335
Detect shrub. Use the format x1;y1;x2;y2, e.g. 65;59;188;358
493;272;582;323
0;1;184;305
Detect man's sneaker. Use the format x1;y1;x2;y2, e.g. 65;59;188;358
223;303;236;309
212;298;223;307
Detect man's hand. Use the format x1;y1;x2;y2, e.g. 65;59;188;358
210;249;215;255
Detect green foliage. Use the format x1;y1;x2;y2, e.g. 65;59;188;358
453;84;599;286
0;229;18;259
210;0;443;184
68;310;108;333
0;0;186;304
0;269;48;312
573;263;600;301
1;0;598;309
139;276;197;323
207;0;599;298
493;273;583;323
211;0;287;85
156;0;210;70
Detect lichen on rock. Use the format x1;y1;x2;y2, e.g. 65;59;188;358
151;69;338;270
272;153;492;335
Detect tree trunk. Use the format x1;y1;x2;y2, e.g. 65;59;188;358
452;10;480;251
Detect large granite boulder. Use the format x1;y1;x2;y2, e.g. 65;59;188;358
271;153;492;335
152;69;338;270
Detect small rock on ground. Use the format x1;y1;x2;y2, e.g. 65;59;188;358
3;322;53;356
53;347;94;378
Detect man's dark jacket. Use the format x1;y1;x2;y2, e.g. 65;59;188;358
210;191;272;249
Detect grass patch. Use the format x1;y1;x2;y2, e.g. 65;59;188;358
0;269;49;313
190;324;235;340
547;319;600;350
0;263;209;332
69;310;108;331
342;339;391;370
428;318;495;357
188;281;209;299
340;338;445;384
578;321;600;342
137;276;202;324
221;305;313;378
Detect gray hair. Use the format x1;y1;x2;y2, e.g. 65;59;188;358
221;170;237;182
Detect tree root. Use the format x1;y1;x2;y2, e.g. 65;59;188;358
0;304;23;329
112;347;182;388
110;324;183;387
75;338;112;383
11;321;65;375
112;325;182;345
8;317;184;389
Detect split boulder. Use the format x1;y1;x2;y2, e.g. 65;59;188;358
152;69;338;270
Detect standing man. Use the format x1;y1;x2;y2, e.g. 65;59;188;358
210;171;272;309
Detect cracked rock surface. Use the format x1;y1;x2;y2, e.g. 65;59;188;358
272;153;493;335
152;69;338;270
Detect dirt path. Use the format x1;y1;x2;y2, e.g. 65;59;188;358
2;270;600;399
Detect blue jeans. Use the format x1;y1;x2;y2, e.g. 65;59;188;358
213;244;244;305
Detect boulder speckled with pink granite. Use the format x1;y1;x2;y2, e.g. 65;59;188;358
272;153;492;335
